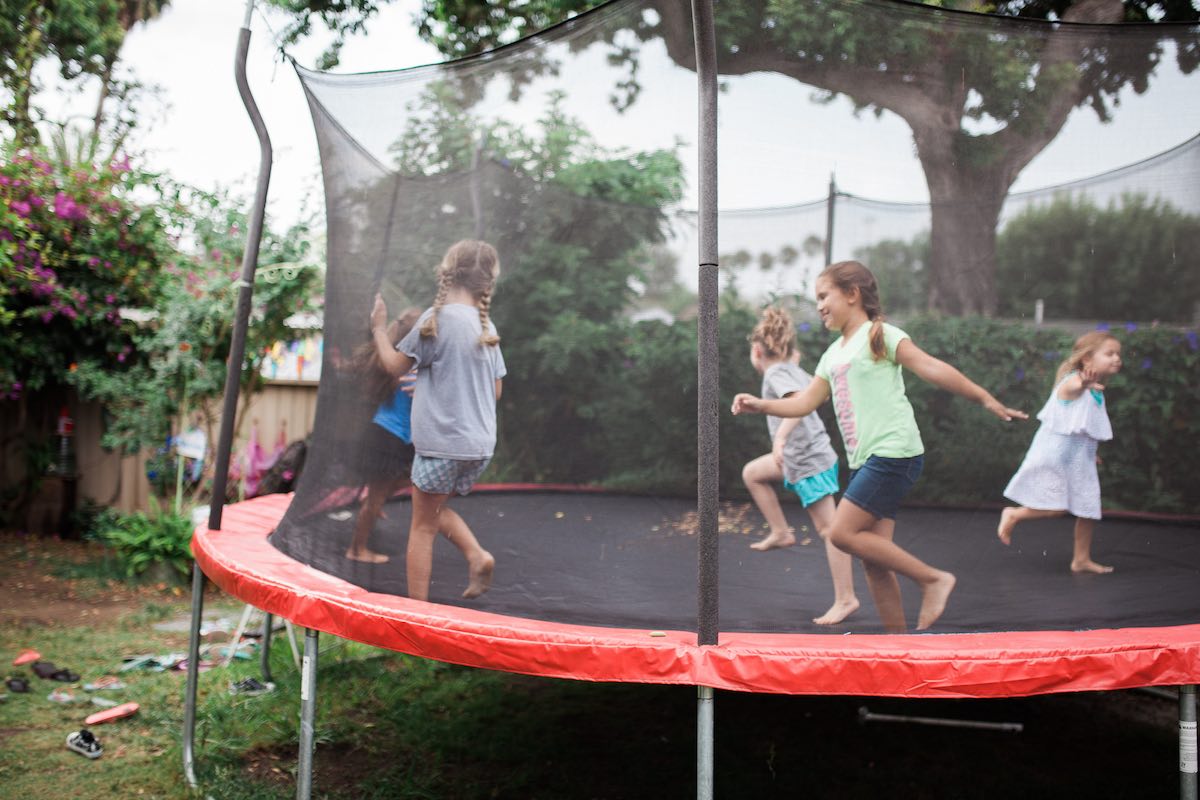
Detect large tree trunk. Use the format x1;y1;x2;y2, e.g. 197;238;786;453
923;160;1006;315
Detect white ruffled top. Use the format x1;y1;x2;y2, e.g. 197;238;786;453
1035;372;1113;442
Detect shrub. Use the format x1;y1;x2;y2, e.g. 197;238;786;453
97;502;195;582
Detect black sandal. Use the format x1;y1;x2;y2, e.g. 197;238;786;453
5;677;29;693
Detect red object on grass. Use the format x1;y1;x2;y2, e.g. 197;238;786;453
85;702;140;725
12;648;41;666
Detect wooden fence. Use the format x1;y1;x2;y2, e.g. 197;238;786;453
7;381;319;526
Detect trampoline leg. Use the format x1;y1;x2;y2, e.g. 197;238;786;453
697;686;714;800
296;628;319;800
1182;685;1197;800
260;612;274;684
183;562;206;789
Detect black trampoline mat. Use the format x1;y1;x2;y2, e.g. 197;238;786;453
269;491;1200;636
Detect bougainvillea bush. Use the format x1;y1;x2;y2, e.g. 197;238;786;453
0;146;171;398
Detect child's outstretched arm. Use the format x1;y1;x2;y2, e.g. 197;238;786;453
1056;366;1104;401
732;377;830;418
371;293;416;378
894;339;1027;422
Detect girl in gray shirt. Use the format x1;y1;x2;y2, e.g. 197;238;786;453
371;240;505;603
741;306;859;625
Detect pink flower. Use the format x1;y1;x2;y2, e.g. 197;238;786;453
9;200;31;217
53;192;86;221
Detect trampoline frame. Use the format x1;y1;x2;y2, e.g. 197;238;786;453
182;2;1200;798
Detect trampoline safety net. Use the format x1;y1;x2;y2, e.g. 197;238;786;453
264;0;1200;642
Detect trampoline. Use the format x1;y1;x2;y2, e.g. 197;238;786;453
195;487;1200;696
185;0;1200;796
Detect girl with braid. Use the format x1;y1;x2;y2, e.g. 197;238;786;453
371;240;506;601
733;261;1025;632
740;306;860;625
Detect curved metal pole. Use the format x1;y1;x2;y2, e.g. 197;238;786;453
184;1;272;788
691;1;718;798
208;0;273;534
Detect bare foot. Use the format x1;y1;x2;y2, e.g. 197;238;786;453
997;507;1018;545
813;597;860;625
750;528;796;551
462;551;495;598
1071;559;1114;574
345;549;389;564
916;572;956;631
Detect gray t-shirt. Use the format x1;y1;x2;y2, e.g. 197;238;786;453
762;361;837;483
399;303;507;460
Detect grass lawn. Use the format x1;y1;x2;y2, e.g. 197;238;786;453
0;530;1187;799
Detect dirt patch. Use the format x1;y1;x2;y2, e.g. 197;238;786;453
0;532;176;627
246;742;394;793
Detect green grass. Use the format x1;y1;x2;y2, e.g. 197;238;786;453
0;532;1186;799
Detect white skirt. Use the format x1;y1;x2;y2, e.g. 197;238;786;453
1003;425;1102;520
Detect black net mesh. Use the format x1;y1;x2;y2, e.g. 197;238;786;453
268;0;1200;635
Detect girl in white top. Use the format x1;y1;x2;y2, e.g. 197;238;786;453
733;261;1026;632
998;331;1122;574
372;240;506;602
741;306;859;625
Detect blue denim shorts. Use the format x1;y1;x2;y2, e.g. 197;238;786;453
843;454;924;520
783;462;839;508
411;455;491;496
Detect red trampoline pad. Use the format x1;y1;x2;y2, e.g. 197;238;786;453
192;492;1200;698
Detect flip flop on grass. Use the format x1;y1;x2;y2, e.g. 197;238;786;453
31;661;80;682
12;648;40;666
85;701;139;725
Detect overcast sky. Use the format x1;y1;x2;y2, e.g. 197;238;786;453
32;0;1200;295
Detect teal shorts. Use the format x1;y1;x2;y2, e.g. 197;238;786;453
783;463;839;508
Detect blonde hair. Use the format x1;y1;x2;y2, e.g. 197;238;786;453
1056;331;1120;383
420;239;501;346
819;260;887;361
356;306;422;408
750;306;797;360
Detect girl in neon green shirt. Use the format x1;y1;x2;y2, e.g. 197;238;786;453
733;261;1026;632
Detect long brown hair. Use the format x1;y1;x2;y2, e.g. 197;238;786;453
750;306;797;360
420;239;501;346
820;260;887;361
1056;331;1120;383
354;306;422;409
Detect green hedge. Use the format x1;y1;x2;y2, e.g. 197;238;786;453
490;300;1198;514
508;312;1199;515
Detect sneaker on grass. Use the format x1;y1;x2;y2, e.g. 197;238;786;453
66;729;103;759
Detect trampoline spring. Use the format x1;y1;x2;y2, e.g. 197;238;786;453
857;705;1024;733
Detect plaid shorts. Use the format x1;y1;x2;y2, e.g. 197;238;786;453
411;454;491;496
